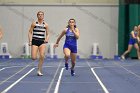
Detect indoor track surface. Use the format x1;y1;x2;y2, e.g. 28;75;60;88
0;58;140;93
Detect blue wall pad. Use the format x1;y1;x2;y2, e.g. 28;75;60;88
0;55;10;59
90;55;103;59
114;55;121;60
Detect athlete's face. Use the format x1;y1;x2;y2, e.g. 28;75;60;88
68;20;75;27
37;12;44;20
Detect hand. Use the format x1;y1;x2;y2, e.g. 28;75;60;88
44;39;48;43
72;29;75;32
28;41;32;46
53;44;58;48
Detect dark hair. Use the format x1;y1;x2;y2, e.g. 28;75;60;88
66;18;77;28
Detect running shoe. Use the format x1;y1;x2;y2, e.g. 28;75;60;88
121;55;125;60
37;71;43;76
71;69;75;76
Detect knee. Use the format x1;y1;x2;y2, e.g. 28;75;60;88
65;54;70;58
40;55;45;60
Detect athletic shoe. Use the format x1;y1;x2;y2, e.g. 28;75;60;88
37;71;43;76
65;63;68;70
71;69;75;76
121;55;125;60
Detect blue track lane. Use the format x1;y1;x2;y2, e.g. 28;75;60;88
0;58;140;93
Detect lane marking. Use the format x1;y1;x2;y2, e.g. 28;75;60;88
54;68;64;93
1;68;35;93
86;59;109;93
114;62;140;79
0;68;5;71
91;68;109;93
4;66;24;69
0;62;35;86
0;81;51;84
59;81;98;84
46;60;62;93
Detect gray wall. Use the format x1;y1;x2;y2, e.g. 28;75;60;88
0;4;118;58
0;0;118;4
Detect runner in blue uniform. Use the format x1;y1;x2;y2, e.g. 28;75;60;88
54;19;80;76
28;11;49;76
121;26;140;59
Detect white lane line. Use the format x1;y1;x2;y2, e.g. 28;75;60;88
114;62;140;79
46;60;62;93
1;68;35;93
54;68;64;93
4;66;23;69
91;68;109;93
86;60;109;93
0;68;5;71
0;62;35;86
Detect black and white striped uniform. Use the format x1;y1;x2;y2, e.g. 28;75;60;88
32;21;46;46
